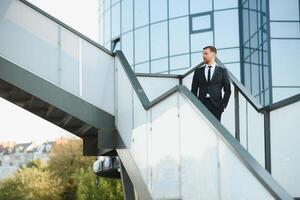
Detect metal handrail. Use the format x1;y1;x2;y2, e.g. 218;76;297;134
115;50;293;200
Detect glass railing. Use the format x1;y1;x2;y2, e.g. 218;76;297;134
114;51;292;199
269;100;300;197
180;59;300;198
181;60;266;169
0;0;115;115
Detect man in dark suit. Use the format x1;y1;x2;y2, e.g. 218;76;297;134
191;46;231;121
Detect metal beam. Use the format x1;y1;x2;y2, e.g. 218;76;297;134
120;161;136;200
264;110;272;173
234;86;240;142
98;129;125;149
25;96;36;109
76;124;93;136
0;55;115;130
60;115;73;127
117;149;153;200
82;135;98;156
45;105;55;118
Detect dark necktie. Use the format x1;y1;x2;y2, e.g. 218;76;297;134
207;65;212;83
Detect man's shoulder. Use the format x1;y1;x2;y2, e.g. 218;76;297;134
217;65;228;73
195;65;205;71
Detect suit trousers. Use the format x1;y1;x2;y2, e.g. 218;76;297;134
203;97;223;121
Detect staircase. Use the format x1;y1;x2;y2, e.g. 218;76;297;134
0;0;298;199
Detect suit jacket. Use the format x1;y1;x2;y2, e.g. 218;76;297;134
191;65;231;109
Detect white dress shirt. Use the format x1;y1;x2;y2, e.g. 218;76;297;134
204;63;217;97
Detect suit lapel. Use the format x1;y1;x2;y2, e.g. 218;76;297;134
200;67;207;82
201;65;219;83
210;66;219;82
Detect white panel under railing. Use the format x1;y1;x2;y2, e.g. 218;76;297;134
149;92;181;199
115;55;276;199
182;71;266;167
137;76;179;101
0;0;115;114
271;100;300;197
179;93;274;199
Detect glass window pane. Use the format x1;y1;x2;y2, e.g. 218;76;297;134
249;0;257;10
99;15;104;44
169;17;189;55
104;0;111;10
122;0;133;33
135;62;149;73
244;63;251;88
214;0;238;10
170;68;190;74
270;22;300;38
135;26;149;64
271;39;300;86
262;24;268;43
134;0;149;28
263;88;270;105
150;21;168;59
104;10;111;43
191;32;213;52
218;48;240;63
242;8;249;42
249;10;258;37
214;9;239;48
251;64;260;95
151;58;168;73
191;13;212;33
263;66;270;88
224;63;240;81
170;54;189;71
250;33;258;50
112;0;120;5
169;0;188;18
150;0;167;23
191;52;202;66
243;49;250;61
270;0;299;20
190;0;212;14
111;3;120;39
272;87;300;102
121;31;134;65
251;50;259;64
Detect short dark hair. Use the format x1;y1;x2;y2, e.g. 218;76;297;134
203;46;217;54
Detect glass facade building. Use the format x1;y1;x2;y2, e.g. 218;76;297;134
268;0;300;102
98;0;300;105
241;0;271;105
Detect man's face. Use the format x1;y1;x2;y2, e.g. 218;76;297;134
202;48;215;64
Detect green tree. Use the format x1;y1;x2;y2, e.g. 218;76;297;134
47;139;124;200
0;167;62;200
0;139;124;200
26;159;46;170
47;139;94;184
75;168;124;200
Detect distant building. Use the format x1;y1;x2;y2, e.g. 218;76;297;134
0;141;54;180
